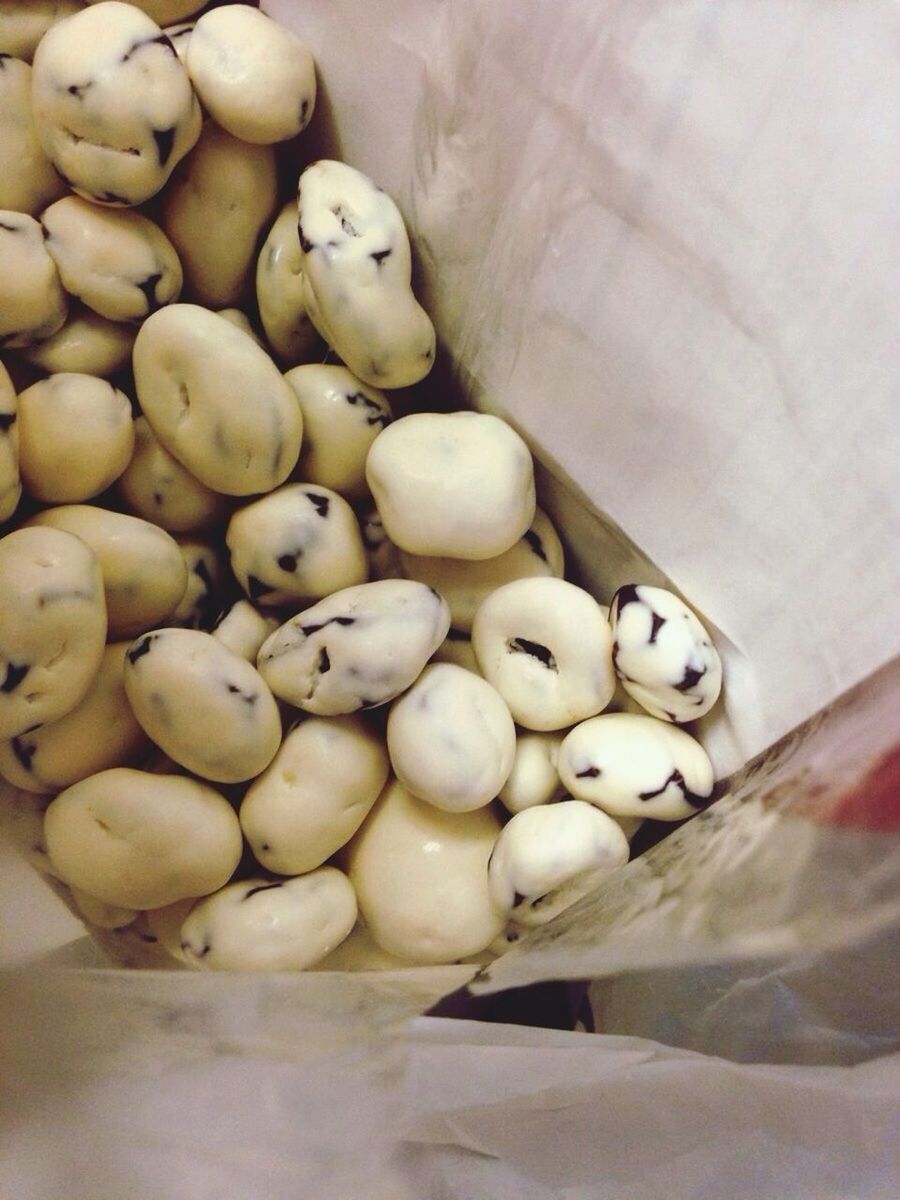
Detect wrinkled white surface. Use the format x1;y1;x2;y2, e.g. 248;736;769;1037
1;1;899;1195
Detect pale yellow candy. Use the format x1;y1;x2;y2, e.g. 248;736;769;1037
162;123;277;307
86;2;201;23
215;308;263;346
312;923;416;972
0;55;66;214
17;373;134;503
70;886;137;930
241;714;389;876
44;766;243;909
0;642;150;794
163;21;193;66
0;211;67;347
27;506;187;638
0;1;85;62
256;202;318;365
211;600;277;663
0;359;20;522
21;307;136;377
169;538;221;628
0;526;107;740
345;778;505;964
117;416;228;533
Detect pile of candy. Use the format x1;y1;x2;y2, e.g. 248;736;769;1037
0;2;723;971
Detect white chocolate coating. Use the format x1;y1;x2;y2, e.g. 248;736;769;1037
0;360;20;521
211;600;277;663
558;712;715;820
498;731;565;814
42;195;182;322
117;415;228;533
227;483;368;607
241;714;389;876
187;6;316;146
386;664;515;813
133;304;302;496
27;505;187;638
0;526;106;739
161;122;277;307
180;869;357;972
169;538;221;628
87;3;202;24
472;578;615;731
143;895;196;963
400;506;564;631
285;364;392;501
359;504;402;581
488;801;629;926
297;159;435;388
345;777;505;964
312;922;414;972
162;20;193;66
123;627;281;783
431;629;482;674
0;211;67;347
0;55;67;214
258;579;450;715
610;584;723;723
20;306;135;376
256;202;318;365
16;373;133;502
31;1;201;206
70;885;137;930
0;642;149;794
367;412;536;560
215;308;263;346
44;766;242;909
0;2;85;62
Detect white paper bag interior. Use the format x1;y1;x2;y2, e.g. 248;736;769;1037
266;0;899;776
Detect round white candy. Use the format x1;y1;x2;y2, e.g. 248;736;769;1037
610;584;723;723
256;201;318;365
472;577;615;731
345;778;505;964
0;211;67;347
226;484;368;608
162;122;277;307
498;731;565;814
558;712;715;820
0;55;66;214
488;801;629;927
257;579;450;716
27;505;187;638
180;869;356;973
123;627;281;783
187;6;315;146
241;714;389;876
117;415;228;533
297;159;435;388
0;641;149;795
44;766;242;910
31;1;200;206
386;664;515;813
211;600;278;663
366;411;536;560
133;304;303;496
16;373;134;502
21;305;135;377
399;506;564;631
285;364;393;500
42;195;182;322
0;526;106;740
169;538;221;628
0;360;20;522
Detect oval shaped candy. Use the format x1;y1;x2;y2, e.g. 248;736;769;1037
0;55;66;214
0;211;67;347
0;526;107;740
133;304;302;496
257;579;450;716
386;664;516;813
211;600;278;663
31;1;201;206
21;306;136;377
366;411;536;560
42;195;182;322
180;869;356;972
240;714;389;876
27;505;187;638
0;1;85;62
345;778;505;964
44;766;242;909
123;627;281;783
226;483;368;608
558;712;715;820
498;730;566;815
117;415;228;533
256;201;318;365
